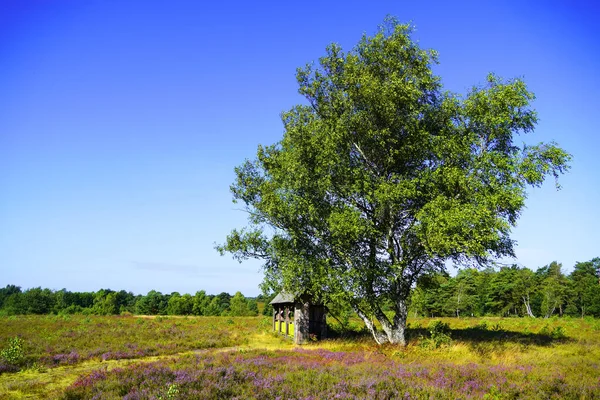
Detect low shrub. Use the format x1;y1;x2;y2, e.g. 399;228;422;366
425;320;452;349
0;336;25;368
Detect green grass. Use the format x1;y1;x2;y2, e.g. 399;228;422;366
0;314;266;368
1;315;599;398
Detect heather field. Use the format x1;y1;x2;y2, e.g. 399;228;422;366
0;315;263;369
1;316;599;399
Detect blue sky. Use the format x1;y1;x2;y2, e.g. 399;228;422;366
1;1;598;296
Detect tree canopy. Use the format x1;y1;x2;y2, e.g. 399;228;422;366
218;18;571;345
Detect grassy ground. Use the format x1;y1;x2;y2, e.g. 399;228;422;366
1;315;599;399
0;314;266;367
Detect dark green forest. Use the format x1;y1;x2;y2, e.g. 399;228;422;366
409;258;600;318
0;287;260;317
1;257;598;318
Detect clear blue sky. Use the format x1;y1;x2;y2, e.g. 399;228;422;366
1;1;598;296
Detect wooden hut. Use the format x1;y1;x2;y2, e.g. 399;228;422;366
270;292;327;344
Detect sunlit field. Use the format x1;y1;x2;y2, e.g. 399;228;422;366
1;315;599;399
0;315;265;368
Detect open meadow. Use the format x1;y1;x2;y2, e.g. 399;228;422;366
1;315;599;399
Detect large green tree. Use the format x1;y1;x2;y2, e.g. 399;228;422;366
537;261;568;318
445;269;478;317
568;258;600;317
228;291;259;316
514;266;538;317
219;19;571;345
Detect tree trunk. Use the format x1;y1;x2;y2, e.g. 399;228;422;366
522;295;535;318
353;298;408;346
390;297;408;346
353;306;388;345
387;323;406;345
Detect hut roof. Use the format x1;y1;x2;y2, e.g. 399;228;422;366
269;291;296;304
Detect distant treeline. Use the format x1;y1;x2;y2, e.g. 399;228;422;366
0;287;263;317
2;257;598;319
409;258;600;318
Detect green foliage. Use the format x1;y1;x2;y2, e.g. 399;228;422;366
248;299;259;316
538;324;566;340
551;326;566;339
192;290;211;316
92;290;118;315
158;383;180;400
21;287;55;314
167;293;194;315
0;255;596;322
0;336;25;366
228;292;259;317
443;269;478;317
483;385;502;400
569;258;600;317
0;285;21;310
136;290;169;315
425;320;452;348
0;284;251;319
204;297;224;316
219;17;571;345
409;257;600;319
475;321;488;330
260;292;277;316
327;299;355;332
